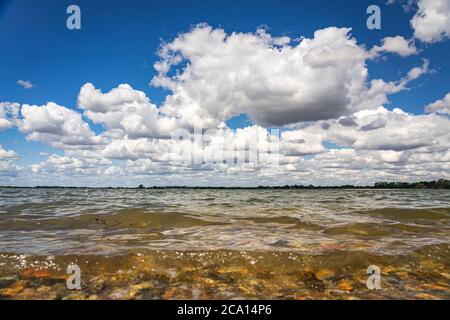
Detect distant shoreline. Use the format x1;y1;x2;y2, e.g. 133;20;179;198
1;179;449;190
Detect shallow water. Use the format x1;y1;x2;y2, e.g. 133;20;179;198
0;188;449;299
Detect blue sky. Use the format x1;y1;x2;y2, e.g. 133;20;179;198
0;0;449;186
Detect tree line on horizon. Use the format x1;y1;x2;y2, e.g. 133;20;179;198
2;179;449;189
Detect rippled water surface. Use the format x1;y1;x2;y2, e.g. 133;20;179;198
0;188;449;299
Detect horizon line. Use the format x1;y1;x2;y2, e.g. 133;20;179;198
1;179;449;190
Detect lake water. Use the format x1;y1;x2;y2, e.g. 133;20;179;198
0;188;449;299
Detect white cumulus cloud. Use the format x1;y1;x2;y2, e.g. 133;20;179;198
78;83;179;139
370;36;418;57
425;92;450;114
151;24;423;127
411;0;450;42
18;102;103;149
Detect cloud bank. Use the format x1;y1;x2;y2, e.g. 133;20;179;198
1;21;449;186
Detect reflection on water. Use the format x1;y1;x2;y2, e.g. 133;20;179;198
0;188;449;299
